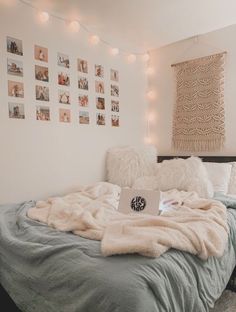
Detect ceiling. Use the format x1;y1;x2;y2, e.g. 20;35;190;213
27;0;236;53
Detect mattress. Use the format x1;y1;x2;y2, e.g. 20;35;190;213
0;200;236;312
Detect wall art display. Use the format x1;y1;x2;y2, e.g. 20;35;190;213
7;59;23;77
59;108;71;123
96;113;105;126
79;111;90;124
35;65;49;82
57;53;70;68
111;100;119;112
78;58;88;73
58;90;70;104
36;106;50;121
96;97;105;110
35;85;49;101
111;84;119;97
7;36;23;56
34;45;48;62
172;52;226;152
95;81;104;94
78;95;88;107
111;115;119;127
8;102;25;119
111;69;119;82
58;72;70;86
95;65;104;78
78;77;88;90
8;80;24;98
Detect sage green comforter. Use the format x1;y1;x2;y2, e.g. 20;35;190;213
0;201;236;312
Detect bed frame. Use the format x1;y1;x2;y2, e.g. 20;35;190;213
157;155;236;163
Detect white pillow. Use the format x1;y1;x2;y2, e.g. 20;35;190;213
133;156;213;198
204;162;232;194
228;162;236;194
106;146;157;187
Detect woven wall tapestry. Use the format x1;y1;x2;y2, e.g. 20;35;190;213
172;52;226;152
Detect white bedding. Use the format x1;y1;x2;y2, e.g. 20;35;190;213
27;182;228;260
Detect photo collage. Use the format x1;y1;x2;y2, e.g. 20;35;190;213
5;36;120;127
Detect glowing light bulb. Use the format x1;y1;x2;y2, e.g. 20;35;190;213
147;90;156;100
39;11;49;23
90;35;100;45
69;20;80;32
110;48;119;56
144;137;152;144
143;53;150;62
146;67;155;75
127;54;136;63
148;112;155;122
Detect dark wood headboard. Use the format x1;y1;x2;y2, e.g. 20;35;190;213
157;156;236;163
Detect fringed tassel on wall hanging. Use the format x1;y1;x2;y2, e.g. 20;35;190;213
172;52;226;152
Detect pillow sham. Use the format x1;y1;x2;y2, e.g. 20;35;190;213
228;162;236;195
106;145;157;187
204;162;232;194
133;156;213;198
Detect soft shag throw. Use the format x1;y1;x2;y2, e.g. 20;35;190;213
27;182;228;259
172;52;226;152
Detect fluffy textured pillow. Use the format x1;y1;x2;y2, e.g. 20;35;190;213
228;162;236;194
204;162;232;194
133;156;213;198
106;146;157;187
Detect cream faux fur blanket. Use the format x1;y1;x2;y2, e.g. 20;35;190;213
27;182;229;259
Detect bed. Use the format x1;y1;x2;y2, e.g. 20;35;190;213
1;156;236;312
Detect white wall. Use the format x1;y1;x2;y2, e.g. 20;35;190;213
0;3;147;204
149;24;236;156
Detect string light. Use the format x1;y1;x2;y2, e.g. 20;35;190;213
15;0;149;61
127;54;136;63
90;35;100;45
147;90;156;100
146;67;155;75
110;48;119;56
69;20;80;32
38;11;49;23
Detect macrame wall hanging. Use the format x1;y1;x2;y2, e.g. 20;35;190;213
172;52;226;152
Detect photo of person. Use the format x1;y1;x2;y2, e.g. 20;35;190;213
59;109;71;123
58;90;70;104
78;95;89;107
110;69;119;82
7;37;23;56
57;53;70;68
96;113;105;126
8;103;25;119
36;106;50;121
111;100;119;112
34;45;48;62
111;84;119;97
111;115;119;127
58;72;70;86
78;77;88;90
35;85;49;101
8;81;24;98
35;65;49;82
96;97;105;110
7;59;23;77
78;58;88;73
95;65;104;78
79;111;90;124
95;81;104;94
